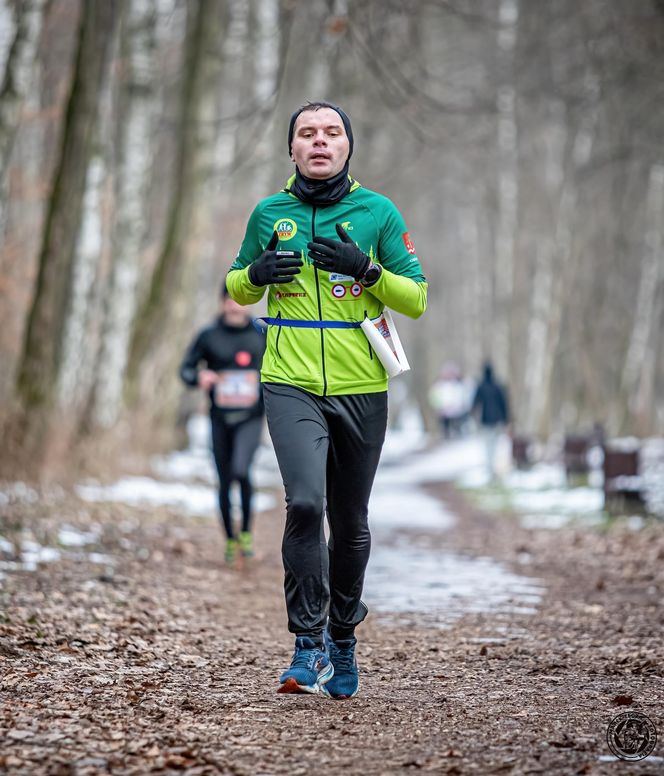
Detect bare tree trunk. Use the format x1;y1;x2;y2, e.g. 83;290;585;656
0;0;83;414
522;100;568;434
0;3;15;76
16;1;120;425
56;154;106;412
126;0;223;419
0;0;46;187
214;0;249;184
620;163;664;433
203;0;250;312
491;0;519;380
248;0;281;199
460;206;483;372
522;69;599;435
91;0;158;429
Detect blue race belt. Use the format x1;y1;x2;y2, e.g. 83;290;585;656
258;317;362;329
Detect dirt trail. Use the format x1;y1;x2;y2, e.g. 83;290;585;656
1;479;663;775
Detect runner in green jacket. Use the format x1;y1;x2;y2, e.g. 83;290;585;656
226;101;427;698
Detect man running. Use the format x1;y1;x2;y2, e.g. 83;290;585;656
180;283;265;563
226;101;427;697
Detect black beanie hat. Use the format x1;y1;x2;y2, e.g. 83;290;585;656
288;101;353;161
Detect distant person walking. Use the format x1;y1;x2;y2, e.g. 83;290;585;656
429;362;470;438
180;283;265;564
472;361;510;479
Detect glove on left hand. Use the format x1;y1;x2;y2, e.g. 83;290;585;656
307;223;371;281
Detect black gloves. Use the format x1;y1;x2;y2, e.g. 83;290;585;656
248;231;303;286
249;226;371;285
307;224;371;281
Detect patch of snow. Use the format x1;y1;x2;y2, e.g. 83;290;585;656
511;486;604;515
378;436;487;486
58;524;101;547
76;476;275;517
504;464;567;491
520;514;572;530
0;536;15;554
379;428;429;466
608;436;641;452
519;513;605;530
458;468;493;488
626;516;645;531
0;482;39;504
79;552;114;565
18;541;62;571
151;448;217;485
370;484;455;532
151;414;282;490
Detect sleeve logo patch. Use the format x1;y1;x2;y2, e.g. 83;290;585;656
274;218;297;240
402;231;416;254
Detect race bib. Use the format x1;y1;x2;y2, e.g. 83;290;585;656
213;369;260;409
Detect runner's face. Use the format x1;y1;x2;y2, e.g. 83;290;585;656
290;108;350;180
222;296;250;327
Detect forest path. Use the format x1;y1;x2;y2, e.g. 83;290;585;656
1;474;663;775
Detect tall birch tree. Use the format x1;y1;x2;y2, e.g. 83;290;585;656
16;1;120;442
126;0;223;416
91;0;158;429
0;0;46;188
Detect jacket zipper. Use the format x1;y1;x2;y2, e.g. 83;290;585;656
312;206;328;395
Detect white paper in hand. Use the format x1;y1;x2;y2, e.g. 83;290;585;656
360;309;410;378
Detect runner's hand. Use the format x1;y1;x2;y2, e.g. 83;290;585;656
198;370;218;390
248;231;302;286
307;223;371;281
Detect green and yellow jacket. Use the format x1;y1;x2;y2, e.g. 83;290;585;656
226;176;427;396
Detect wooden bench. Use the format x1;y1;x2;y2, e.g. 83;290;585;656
564;434;591;479
511;436;532;469
603;444;645;510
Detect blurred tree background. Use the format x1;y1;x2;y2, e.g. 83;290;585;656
0;0;663;475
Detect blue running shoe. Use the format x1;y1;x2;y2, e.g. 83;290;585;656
321;632;359;699
277;636;334;694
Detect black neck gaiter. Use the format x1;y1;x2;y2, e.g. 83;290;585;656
289;163;352;207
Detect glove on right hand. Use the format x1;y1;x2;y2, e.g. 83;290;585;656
248;231;302;286
307;223;371;281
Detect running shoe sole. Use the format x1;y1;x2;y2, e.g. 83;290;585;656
320;678;359;700
277;663;334;695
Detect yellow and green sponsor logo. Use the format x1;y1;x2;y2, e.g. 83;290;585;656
274;218;297;240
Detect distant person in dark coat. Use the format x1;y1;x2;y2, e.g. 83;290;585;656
472;361;510;478
180;283;265;564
